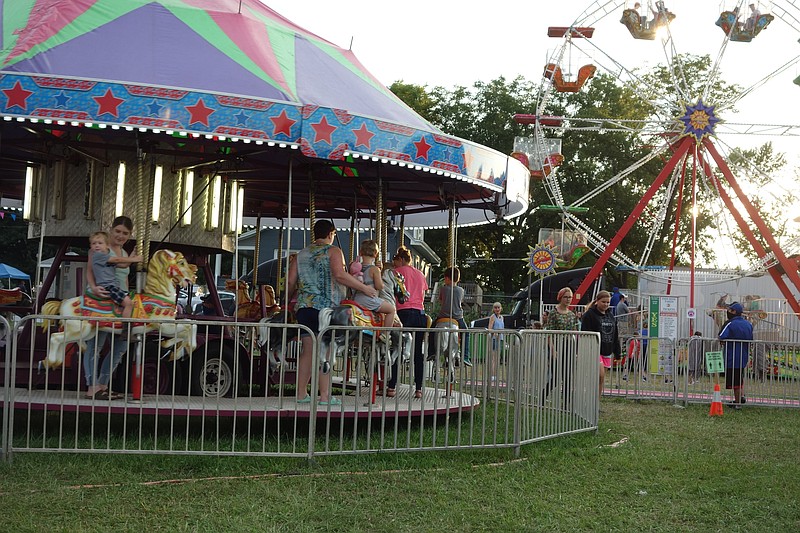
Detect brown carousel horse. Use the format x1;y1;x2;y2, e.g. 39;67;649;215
224;279;281;321
41;249;198;369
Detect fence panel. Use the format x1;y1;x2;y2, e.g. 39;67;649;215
1;314;10;460
676;336;800;408
2;315;600;461
515;329;600;446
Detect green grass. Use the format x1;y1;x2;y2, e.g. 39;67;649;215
2;399;799;532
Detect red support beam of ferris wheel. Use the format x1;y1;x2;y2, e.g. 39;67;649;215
666;155;690;296
702;139;800;316
700;154;799;315
572;137;693;303
700;156;798;316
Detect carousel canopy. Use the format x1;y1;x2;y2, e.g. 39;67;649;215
0;0;529;228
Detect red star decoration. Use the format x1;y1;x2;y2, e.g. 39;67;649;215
270;109;296;137
185;98;215;126
352;123;375;150
311;115;337;144
414;136;432;160
3;81;34;110
93;88;125;117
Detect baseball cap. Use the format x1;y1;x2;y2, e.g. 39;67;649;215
728;302;744;314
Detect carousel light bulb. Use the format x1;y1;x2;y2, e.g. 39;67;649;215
228;180;239;232
181;170;194;226
23;166;34;220
115;162;126;217
207;174;221;229
152;165;163;223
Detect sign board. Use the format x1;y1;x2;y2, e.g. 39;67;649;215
648;296;677;376
686;308;696;319
705;351;724;374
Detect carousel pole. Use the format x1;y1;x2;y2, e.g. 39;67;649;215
447;200;456;268
398;211;405;250
276;218;284;295
377;172;385;262
131;149;150;401
282;160;294;308
253;213;264;317
348;204;356;264
308;170;315;232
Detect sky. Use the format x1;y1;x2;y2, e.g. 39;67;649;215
266;0;800;246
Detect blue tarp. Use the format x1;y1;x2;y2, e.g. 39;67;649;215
0;263;30;281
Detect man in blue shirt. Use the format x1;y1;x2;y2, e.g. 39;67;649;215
718;302;753;408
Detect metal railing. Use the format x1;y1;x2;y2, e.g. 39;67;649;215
607;334;800;408
1;314;600;461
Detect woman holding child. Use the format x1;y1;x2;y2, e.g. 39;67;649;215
84;216;137;400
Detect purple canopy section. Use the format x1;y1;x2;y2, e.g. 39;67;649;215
1;0;433;130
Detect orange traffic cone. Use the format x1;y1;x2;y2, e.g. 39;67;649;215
709;383;724;416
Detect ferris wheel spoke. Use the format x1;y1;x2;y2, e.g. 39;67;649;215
717;54;800;113
637;162;684;267
562;212;638;267
569;142;673;207
569;0;626;30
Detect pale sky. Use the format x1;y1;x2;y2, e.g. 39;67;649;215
265;0;800;135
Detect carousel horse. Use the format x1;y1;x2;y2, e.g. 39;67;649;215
256;311;300;375
318;301;410;376
41;249;198;369
224;279;281;321
431;318;460;394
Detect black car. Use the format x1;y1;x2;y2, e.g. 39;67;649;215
193;290;237;316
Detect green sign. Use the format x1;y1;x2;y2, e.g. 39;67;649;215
705;351;724;374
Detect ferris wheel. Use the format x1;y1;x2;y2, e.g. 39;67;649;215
515;0;800;314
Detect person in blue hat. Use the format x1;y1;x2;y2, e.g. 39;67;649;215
609;287;622;310
718;302;753;408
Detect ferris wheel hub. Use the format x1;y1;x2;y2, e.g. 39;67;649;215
680;99;721;142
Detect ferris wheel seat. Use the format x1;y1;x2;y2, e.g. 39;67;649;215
547;26;594;38
715;11;773;42
543;63;597;93
620;8;675;40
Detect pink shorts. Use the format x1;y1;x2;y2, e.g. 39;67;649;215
600;355;612;369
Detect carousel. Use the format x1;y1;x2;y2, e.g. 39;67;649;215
0;0;531;420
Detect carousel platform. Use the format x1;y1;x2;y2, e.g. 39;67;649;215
0;379;480;419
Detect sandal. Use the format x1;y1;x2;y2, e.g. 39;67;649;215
319;397;342;406
85;389;123;400
414;390;423;399
385;388;396;398
296;395;312;404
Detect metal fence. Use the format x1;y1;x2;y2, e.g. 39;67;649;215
1;315;600;461
608;333;800;408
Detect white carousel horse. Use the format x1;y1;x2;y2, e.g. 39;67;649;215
318;302;409;376
41;249;198;369
432;318;459;393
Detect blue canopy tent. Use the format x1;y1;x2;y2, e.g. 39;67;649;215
0;263;30;289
